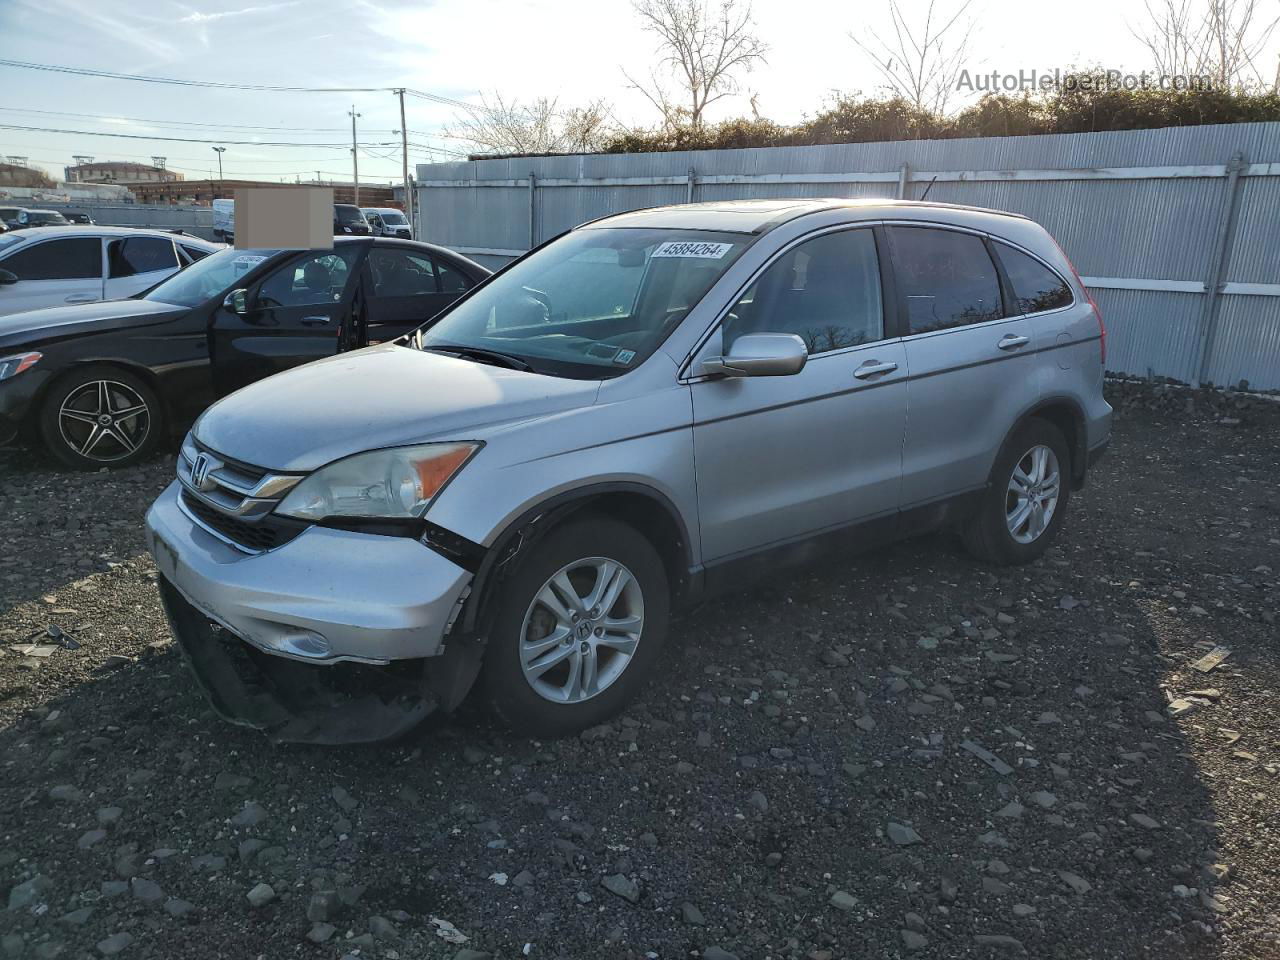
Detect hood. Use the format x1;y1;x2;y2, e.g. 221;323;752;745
0;298;185;349
194;344;601;472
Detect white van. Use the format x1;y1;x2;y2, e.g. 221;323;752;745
212;199;234;243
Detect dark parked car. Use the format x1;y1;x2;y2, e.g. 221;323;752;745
333;204;371;236
0;207;26;230
0;237;488;468
64;212;96;225
14;209;70;229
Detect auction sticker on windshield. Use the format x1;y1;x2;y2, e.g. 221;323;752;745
650;241;734;259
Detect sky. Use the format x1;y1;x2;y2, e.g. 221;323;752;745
0;0;1274;186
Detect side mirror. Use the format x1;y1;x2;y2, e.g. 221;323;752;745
223;288;248;315
701;332;808;378
0;269;17;286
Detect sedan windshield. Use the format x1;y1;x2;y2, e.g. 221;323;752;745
420;228;751;378
144;247;280;308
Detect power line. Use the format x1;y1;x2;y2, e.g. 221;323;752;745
0;59;476;109
0;122;402;149
0;58;390;93
0;106;408;134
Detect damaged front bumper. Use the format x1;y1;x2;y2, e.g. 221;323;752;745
145;480;480;743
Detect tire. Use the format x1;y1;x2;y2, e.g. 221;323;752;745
481;515;670;737
39;364;163;470
962;418;1072;566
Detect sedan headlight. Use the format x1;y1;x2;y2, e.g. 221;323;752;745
275;442;480;521
0;352;40;382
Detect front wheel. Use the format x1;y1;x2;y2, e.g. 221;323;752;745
38;365;163;469
482;516;669;737
962;418;1072;565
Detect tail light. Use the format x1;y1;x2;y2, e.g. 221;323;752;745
1055;240;1106;365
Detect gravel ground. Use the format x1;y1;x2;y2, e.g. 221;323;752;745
1;381;1278;960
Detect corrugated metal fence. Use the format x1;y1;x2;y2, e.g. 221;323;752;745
415;121;1280;390
39;203;216;241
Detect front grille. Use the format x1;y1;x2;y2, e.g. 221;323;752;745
181;491;291;552
176;438;307;554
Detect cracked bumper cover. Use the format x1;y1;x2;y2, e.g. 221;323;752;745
145;480;478;743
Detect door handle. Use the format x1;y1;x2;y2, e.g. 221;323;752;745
853;359;899;379
997;334;1030;350
64;294;96;304
301;315;332;326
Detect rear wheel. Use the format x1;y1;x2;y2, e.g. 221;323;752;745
39;365;162;469
481;516;669;737
962;418;1071;565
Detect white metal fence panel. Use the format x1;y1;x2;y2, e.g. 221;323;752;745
416;122;1280;389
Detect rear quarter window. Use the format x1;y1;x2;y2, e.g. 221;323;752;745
993;242;1074;315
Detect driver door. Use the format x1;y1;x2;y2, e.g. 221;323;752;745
210;247;363;397
690;226;908;563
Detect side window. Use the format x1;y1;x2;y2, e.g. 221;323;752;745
180;244;211;264
367;248;438;298
436;259;473;295
2;238;101;281
993;242;1073;315
108;237;179;278
257;249;359;308
726;229;883;354
889;227;1002;334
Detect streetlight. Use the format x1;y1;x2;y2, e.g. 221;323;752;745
211;147;226;207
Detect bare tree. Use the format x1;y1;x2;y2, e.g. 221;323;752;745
626;0;768;130
849;0;978;115
1133;0;1280;90
446;93;615;155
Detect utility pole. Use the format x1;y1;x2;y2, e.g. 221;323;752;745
396;89;414;235
211;146;225;180
349;105;361;206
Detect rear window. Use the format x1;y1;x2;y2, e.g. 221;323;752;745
108;237;178;277
993;242;1073;315
2;237;101;281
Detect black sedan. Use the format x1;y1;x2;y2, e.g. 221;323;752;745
0;237;489;468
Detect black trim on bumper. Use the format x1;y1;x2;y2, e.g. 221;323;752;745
1087;438;1110;469
158;577;436;744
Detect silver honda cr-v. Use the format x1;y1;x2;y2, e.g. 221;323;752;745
145;199;1111;744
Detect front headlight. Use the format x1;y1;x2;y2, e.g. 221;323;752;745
0;352;41;382
275;442;480;521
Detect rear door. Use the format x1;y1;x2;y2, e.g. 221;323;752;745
889;224;1038;507
209;246;363;396
361;246;476;344
105;235;182;300
0;236;104;316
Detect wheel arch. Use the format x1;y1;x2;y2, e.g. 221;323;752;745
456;481;695;640
996;395;1087;488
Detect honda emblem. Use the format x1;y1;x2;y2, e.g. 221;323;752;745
191;453;213;491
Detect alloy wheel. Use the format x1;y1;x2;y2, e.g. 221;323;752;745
57;380;151;463
519;557;645;704
1005;443;1061;544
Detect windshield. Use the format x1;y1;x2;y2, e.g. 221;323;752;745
334;205;366;224
30;212;67;224
145;247;280;307
421;228;751;378
379;212;407;225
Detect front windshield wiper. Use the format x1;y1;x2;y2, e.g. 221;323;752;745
422;343;538;373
